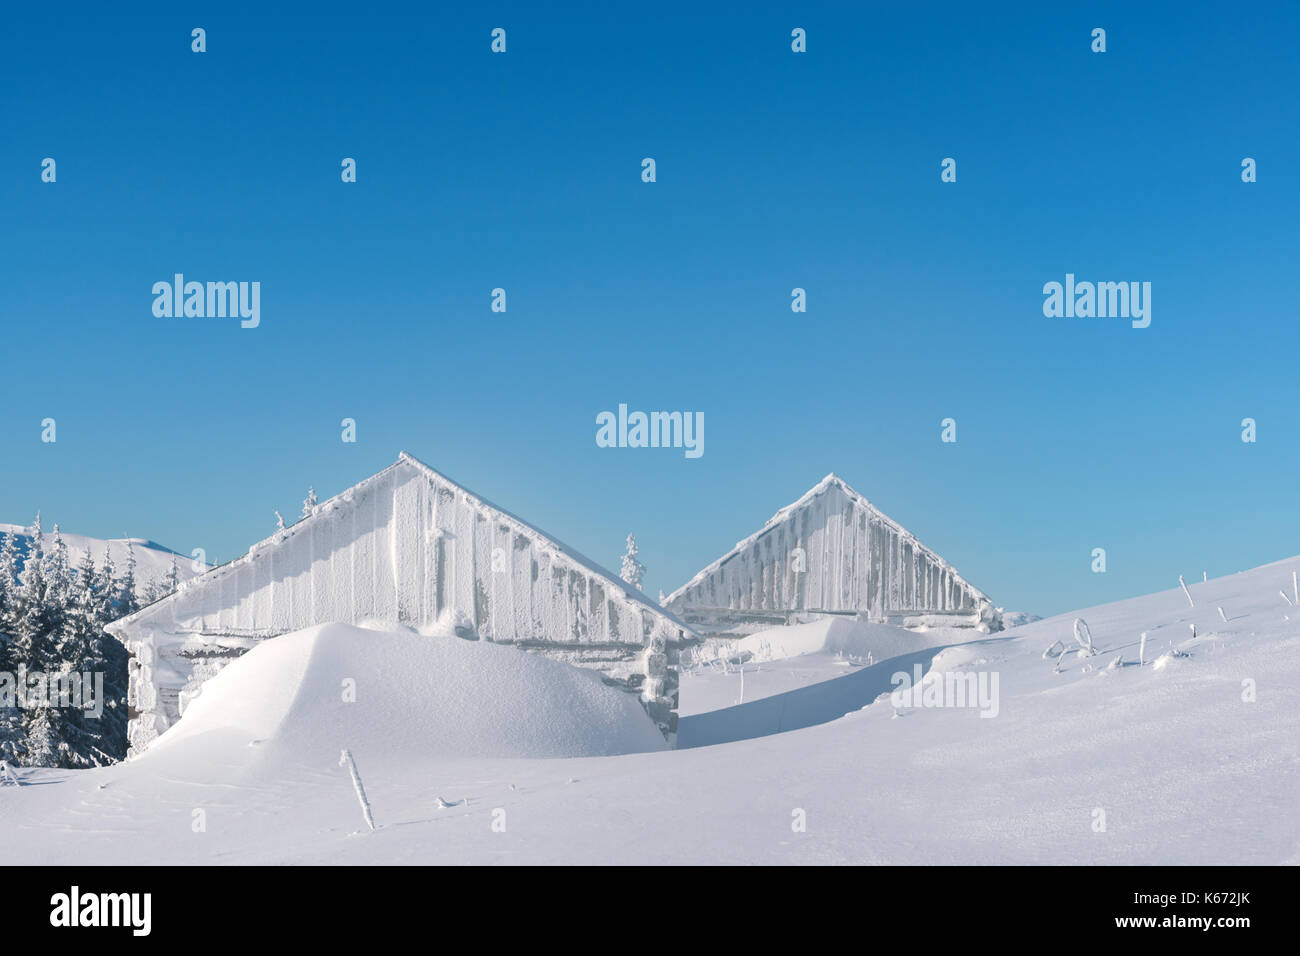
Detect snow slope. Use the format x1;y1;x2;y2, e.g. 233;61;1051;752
0;522;206;589
1;556;1297;864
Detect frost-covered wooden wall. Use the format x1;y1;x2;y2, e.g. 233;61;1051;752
666;474;995;628
109;454;686;756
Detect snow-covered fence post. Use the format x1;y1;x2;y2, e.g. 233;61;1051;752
1217;607;1227;623
1293;570;1298;605
1280;590;1294;607
1178;576;1195;608
1139;632;1147;666
738;660;744;705
339;748;376;831
0;760;19;787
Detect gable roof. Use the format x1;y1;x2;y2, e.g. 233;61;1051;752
107;452;689;637
665;472;991;608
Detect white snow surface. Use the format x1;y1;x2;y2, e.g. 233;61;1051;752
2;556;1298;864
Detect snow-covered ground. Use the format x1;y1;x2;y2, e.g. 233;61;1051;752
2;557;1297;864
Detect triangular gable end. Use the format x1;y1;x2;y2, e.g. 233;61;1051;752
665;473;998;635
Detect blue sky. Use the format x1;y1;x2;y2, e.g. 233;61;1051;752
2;3;1297;617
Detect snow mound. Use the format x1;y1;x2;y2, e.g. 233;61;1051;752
727;616;958;664
145;623;667;764
926;644;988;672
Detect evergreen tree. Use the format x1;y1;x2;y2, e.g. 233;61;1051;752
62;548;100;661
2;526;132;768
17;522;74;767
21;707;59;768
0;529;19;636
14;514;57;668
93;548;117;625
0;531;20;763
44;525;74;648
619;534;646;590
116;541;139;618
79;547;129;765
141;553;181;606
301;486;318;519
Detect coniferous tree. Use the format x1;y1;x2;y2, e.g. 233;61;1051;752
0;530;20;763
1;525;142;767
116;541;139;618
93;548;117;624
14;516;65;766
21;707;59;768
0;529;19;635
619;534;646;591
301;486;318;519
62;549;100;662
14;514;56;667
83;547;128;765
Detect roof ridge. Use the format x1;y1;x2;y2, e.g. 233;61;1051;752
109;453;690;637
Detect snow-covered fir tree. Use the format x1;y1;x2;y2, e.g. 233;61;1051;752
0;518;135;767
0;529;22;763
116;541;139;619
14;514;56;666
0;529;18;629
619;534;646;590
301;486;318;519
142;554;181;606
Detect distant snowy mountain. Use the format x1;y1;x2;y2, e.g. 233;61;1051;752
0;522;206;591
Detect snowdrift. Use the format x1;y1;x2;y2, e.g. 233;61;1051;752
143;623;667;764
693;616;958;667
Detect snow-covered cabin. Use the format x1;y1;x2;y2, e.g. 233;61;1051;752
107;453;689;756
665;474;1000;636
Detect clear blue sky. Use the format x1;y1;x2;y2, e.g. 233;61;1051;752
3;3;1297;617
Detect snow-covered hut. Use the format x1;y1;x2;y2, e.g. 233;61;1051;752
665;473;1000;636
107;453;689;755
